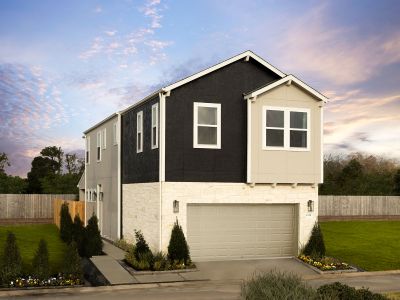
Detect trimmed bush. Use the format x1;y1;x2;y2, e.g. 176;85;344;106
114;239;135;252
72;214;86;257
62;242;82;280
167;220;190;264
59;202;73;244
85;214;103;257
0;232;22;284
134;230;151;259
317;282;388;300
32;239;50;280
303;222;326;258
241;271;317;300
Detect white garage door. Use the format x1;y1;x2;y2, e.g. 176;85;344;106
187;204;298;261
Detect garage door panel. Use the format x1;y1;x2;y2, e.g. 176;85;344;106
187;204;298;261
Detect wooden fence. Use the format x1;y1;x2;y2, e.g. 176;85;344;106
0;194;77;224
53;199;85;228
319;195;400;220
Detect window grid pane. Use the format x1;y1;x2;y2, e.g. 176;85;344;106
266;110;284;128
266;129;284;147
290;111;307;129
198;107;217;125
198;126;217;145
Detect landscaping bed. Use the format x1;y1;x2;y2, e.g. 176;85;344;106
320;221;400;271
297;255;357;274
115;221;196;273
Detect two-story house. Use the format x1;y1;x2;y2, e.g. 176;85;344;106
82;50;327;261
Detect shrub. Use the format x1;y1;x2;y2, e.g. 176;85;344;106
153;252;168;271
62;242;82;280
85;214;103;257
303;222;326;258
134;230;151;259
32;239;50;280
0;232;22;284
59;202;73;244
241;271;317;300
167;220;190;264
317;282;388;300
72;214;86;257
114;239;135;252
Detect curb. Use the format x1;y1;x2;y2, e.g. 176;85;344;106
303;270;400;280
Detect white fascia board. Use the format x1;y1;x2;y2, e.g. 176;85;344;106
244;75;328;103
163;51;286;92
119;89;162;114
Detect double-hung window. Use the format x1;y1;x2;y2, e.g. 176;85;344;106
97;131;102;161
151;103;158;149
85;136;90;164
262;106;310;151
102;128;106;149
136;111;143;153
193;102;221;149
113;122;118;145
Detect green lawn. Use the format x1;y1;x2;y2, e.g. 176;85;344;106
0;224;68;274
320;221;400;271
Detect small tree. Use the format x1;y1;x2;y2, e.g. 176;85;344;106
168;220;190;264
0;232;22;284
32;239;50;280
62;242;82;280
59;202;73;243
72;215;86;257
85;214;103;257
134;230;151;260
303;223;326;258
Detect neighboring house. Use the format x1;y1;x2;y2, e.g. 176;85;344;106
83;113;120;240
83;50;327;261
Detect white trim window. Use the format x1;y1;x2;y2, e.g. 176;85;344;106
151;103;159;149
262;106;310;151
113;122;118;145
136;111;143;153
86;136;90;164
193;102;221;149
97;131;102;161
102;128;107;149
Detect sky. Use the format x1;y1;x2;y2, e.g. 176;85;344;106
0;0;399;177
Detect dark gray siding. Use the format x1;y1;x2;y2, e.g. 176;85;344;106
165;58;280;182
122;96;159;183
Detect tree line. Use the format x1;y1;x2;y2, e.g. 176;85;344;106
320;152;400;195
0;146;84;195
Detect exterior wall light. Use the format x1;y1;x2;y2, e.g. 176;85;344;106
173;200;179;213
307;200;314;212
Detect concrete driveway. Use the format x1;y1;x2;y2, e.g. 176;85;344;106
180;257;316;281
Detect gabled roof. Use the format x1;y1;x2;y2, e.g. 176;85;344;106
243;74;328;103
77;172;85;189
83;113;117;134
119;50;286;115
162;50;286;92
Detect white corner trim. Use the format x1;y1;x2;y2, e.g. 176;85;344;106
117;112;121;238
244;74;328;103
84;134;87;226
163;51;285;92
320;106;324;184
159;92;167;182
247;99;252;183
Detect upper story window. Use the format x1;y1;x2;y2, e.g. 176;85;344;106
102;128;107;149
193;102;221;149
262;106;310;151
137;111;143;153
85;136;90;164
97;131;102;161
151;103;159;149
113;122;118;145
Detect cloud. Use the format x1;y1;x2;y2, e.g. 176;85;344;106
324;89;400;159
93;6;102;14
0;63;81;176
277;5;400;86
79;0;171;66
